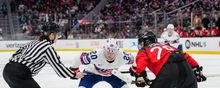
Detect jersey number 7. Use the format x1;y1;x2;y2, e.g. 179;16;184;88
150;45;174;60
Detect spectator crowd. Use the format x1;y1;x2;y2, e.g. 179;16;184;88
75;0;220;39
1;0;220;39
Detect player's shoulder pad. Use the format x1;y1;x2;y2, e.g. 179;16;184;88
80;52;91;65
80;50;98;65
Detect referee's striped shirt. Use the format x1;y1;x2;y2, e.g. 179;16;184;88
9;40;75;78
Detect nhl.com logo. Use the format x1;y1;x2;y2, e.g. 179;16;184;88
185;40;207;49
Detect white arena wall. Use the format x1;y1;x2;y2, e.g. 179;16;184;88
1;38;220;88
0;37;220;54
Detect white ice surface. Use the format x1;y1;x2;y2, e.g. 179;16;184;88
0;52;220;88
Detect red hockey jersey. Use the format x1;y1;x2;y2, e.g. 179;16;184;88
135;43;199;76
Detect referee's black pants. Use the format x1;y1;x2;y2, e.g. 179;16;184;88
150;51;198;88
3;62;41;88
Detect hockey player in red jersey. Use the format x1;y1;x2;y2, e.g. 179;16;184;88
130;31;206;88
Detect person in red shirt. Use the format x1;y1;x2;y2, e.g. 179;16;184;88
176;25;182;35
206;29;212;37
211;27;219;37
179;28;189;38
199;28;207;37
193;27;201;37
189;29;196;37
130;31;206;88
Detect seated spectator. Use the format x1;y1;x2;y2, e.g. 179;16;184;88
210;27;219;37
189;29;196;37
179;28;189;38
193;28;200;37
206;28;212;37
176;25;182;34
198;27;207;37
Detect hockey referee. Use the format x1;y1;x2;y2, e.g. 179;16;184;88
2;22;84;88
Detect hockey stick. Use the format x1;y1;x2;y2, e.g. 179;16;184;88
78;70;140;84
121;70;220;78
131;80;136;84
111;70;133;84
120;70;151;73
112;70;151;86
114;70;153;85
120;71;220;85
205;74;220;78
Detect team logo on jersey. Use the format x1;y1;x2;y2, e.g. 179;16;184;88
94;64;112;75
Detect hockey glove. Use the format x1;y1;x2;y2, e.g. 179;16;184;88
69;67;80;80
135;71;152;87
69;67;80;72
129;66;136;77
129;66;152;87
192;66;207;82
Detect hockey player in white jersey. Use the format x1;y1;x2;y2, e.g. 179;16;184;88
161;24;183;50
70;38;134;88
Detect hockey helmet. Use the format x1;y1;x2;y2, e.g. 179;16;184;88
138;31;157;49
167;24;174;30
40;22;61;43
41;22;61;36
103;38;119;61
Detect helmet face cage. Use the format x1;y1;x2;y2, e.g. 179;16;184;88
138;32;157;48
103;39;119;61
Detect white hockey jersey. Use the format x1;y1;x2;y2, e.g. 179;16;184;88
160;31;181;48
161;31;180;43
77;49;134;76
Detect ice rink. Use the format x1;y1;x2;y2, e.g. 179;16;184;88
0;52;220;88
